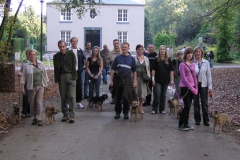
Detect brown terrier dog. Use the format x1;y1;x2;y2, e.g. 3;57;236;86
45;103;59;124
167;99;179;115
13;102;22;123
129;100;143;122
212;110;232;134
177;106;183;119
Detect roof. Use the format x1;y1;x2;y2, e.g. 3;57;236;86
101;0;145;5
47;0;145;6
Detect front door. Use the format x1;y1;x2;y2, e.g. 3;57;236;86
85;29;101;48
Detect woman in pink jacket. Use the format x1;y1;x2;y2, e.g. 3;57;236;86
178;47;198;131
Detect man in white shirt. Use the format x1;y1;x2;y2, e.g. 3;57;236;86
67;37;85;109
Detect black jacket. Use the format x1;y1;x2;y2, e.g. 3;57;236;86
67;47;85;74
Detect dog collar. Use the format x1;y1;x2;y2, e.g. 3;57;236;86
215;115;220;119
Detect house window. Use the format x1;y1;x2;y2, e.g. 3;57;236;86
90;9;97;19
61;31;71;46
118;32;128;43
118;9;128;22
60;9;72;21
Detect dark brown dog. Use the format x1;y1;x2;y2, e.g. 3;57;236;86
87;94;108;111
129;100;143;122
13;102;22;123
212;110;232;134
167;99;179;115
45;103;59;124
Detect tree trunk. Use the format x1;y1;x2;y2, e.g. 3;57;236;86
7;0;24;45
0;0;11;41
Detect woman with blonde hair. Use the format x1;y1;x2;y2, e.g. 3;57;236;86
86;46;103;98
193;46;212;126
20;49;49;126
151;45;174;114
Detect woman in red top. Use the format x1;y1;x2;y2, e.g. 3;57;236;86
178;47;198;131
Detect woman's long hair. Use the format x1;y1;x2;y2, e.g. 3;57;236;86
183;47;194;62
157;45;168;63
91;46;102;65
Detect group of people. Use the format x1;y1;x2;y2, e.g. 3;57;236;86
19;38;212;131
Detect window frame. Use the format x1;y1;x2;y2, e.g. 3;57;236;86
117;9;128;22
90;9;97;19
60;31;71;47
60;9;72;21
117;31;128;43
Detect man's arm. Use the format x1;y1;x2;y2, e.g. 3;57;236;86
133;71;137;87
110;70;115;86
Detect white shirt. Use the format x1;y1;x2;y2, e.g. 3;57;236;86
69;47;78;71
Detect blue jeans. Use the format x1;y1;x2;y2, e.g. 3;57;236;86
81;68;89;97
152;83;168;112
209;59;213;68
89;73;101;98
102;67;109;83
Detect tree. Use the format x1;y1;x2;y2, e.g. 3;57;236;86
144;9;152;48
51;0;103;19
214;3;234;62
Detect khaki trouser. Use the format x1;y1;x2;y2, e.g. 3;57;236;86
28;85;44;116
59;74;76;118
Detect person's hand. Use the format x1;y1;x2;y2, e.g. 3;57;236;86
110;81;113;86
94;75;99;79
152;81;155;87
21;87;25;95
169;80;174;86
209;89;213;97
17;72;22;77
132;82;137;88
192;89;198;95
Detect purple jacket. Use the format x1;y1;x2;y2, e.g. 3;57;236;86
179;62;198;94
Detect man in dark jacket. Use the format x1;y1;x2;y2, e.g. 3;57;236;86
110;42;136;119
67;37;85;109
53;40;77;123
143;44;157;106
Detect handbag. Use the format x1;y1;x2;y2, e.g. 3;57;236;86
140;65;151;83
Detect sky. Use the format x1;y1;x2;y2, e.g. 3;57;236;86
11;0;52;15
10;0;146;15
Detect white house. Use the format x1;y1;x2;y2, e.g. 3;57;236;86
46;0;145;53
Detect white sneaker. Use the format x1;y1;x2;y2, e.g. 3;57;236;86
77;102;84;109
161;110;166;114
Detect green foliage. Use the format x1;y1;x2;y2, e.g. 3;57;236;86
11;38;25;53
52;0;103;19
154;32;176;49
144;9;152;48
215;6;234;62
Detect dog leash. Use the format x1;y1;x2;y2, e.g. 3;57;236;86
172;84;183;105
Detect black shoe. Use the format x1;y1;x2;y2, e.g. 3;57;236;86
195;122;200;125
69;117;75;123
115;114;120;119
143;102;150;106
178;125;189;131
38;120;43;126
184;125;194;130
111;99;115;104
32;118;37;125
204;122;210;126
21;114;26;118
124;113;129;119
